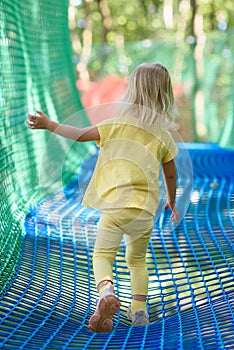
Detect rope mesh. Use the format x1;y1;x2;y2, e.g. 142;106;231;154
1;145;234;349
0;0;90;295
0;0;234;348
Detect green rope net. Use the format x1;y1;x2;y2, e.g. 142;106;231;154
0;0;91;296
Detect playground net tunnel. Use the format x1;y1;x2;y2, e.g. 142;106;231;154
0;1;234;349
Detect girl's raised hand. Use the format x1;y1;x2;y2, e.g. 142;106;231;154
26;111;50;130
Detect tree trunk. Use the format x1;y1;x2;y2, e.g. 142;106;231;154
97;0;112;44
78;0;93;82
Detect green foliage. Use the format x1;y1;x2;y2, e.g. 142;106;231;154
71;0;234;45
198;0;234;31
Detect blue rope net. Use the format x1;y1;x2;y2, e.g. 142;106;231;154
1;145;234;349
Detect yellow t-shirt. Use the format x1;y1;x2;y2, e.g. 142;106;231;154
82;116;178;215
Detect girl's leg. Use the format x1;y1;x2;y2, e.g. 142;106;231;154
89;212;122;333
125;225;152;312
93;212;123;294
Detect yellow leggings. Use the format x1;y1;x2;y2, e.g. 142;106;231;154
93;208;154;296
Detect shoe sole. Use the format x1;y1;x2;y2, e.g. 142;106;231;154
89;295;121;333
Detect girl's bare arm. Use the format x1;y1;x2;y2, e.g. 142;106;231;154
26;111;100;142
162;159;179;222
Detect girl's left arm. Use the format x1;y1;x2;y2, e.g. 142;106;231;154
26;111;100;142
162;159;179;222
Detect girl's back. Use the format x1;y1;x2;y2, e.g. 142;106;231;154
82;115;178;215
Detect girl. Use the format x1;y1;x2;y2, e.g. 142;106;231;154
26;62;179;333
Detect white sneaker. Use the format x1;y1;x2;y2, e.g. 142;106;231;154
89;285;121;333
127;306;150;326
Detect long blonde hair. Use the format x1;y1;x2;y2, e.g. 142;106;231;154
119;63;176;126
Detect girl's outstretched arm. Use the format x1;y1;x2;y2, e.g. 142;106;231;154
26;111;100;142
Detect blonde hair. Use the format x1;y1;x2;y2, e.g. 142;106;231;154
119;62;176;126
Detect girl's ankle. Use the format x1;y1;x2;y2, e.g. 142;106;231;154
98;281;114;296
131;299;146;313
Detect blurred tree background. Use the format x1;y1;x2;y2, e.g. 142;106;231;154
68;0;234;147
